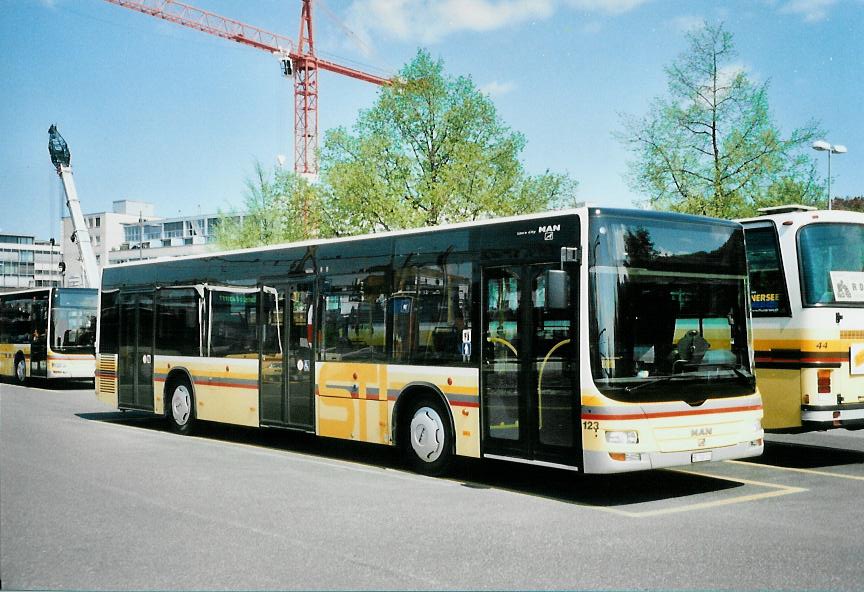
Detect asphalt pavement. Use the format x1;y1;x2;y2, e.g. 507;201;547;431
1;381;863;590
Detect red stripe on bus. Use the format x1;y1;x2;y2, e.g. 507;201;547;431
581;404;762;421
153;377;256;389
757;356;847;364
204;380;258;389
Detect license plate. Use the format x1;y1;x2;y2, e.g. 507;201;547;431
691;451;713;463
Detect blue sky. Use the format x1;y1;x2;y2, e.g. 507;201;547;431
1;0;862;239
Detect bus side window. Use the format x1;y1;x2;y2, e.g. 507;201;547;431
208;290;258;357
744;226;790;316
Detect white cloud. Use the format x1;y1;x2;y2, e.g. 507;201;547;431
345;0;554;47
344;0;648;49
480;80;516;96
564;0;649;14
691;63;751;108
668;15;705;33
780;0;837;22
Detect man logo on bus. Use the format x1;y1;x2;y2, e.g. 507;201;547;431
691;427;712;437
539;224;560;241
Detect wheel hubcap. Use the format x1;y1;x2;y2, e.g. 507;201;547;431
410;406;444;462
171;385;191;426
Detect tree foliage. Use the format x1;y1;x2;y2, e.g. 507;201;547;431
832;196;864;212
215;162;323;249
618;22;825;218
320;49;578;235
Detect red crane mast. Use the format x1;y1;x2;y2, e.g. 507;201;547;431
104;0;390;175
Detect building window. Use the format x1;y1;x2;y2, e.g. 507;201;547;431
164;221;184;238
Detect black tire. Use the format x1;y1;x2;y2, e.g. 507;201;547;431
166;377;195;435
13;354;27;385
400;395;453;476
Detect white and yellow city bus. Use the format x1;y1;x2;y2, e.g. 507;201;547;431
95;208;763;474
742;205;864;431
0;287;98;383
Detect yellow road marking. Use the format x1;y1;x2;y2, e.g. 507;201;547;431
582;469;806;518
726;459;864;482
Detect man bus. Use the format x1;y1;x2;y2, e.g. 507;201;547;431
95;207;763;474
0;287;98;383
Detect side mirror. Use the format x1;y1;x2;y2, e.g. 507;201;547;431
544;270;570;309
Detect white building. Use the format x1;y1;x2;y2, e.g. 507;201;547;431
61;199;156;287
109;212;239;265
62;200;239;279
0;234;63;292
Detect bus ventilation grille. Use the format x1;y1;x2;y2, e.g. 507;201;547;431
96;354;117;395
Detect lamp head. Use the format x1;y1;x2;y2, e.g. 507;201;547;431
812;140;831;152
832;145;848;154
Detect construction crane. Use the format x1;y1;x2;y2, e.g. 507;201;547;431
48;125;100;289
104;0;390;176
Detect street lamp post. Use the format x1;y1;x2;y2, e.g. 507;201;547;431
812;140;848;210
49;238;55;287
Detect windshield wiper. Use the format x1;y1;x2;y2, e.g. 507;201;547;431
699;363;753;384
624;375;688;393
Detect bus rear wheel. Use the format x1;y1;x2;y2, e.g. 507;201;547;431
401;396;453;476
167;379;195;435
13;355;26;384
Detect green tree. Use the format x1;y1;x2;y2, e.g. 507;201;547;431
618;22;825;218
216;161;323;249
320;49;578;235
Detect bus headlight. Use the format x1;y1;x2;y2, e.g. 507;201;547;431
605;430;639;444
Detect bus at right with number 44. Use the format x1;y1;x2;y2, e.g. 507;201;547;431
742;205;864;431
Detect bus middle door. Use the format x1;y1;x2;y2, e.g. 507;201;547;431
117;291;154;411
260;281;315;429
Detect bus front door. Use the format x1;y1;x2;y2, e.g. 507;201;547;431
481;264;580;467
118;292;154;411
260;281;315;429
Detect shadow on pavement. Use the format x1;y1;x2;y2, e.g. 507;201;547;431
76;411;742;508
741;440;864;470
2;378;94;390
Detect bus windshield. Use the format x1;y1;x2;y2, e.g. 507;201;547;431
51;289;98;353
799;222;864;306
588;212;754;403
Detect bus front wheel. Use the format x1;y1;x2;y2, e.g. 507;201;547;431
13;355;26;384
167;379;195;435
401;396;453;476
